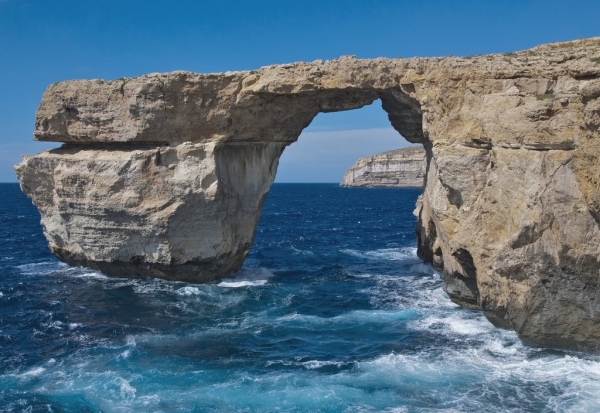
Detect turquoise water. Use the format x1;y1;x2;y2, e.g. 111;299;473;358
1;183;599;412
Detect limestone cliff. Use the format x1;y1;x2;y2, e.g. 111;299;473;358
15;37;600;348
341;146;425;187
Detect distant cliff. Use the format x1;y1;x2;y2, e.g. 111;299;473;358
340;146;425;187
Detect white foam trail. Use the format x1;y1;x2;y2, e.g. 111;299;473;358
342;247;418;261
218;267;274;288
265;359;351;370
219;279;268;288
301;360;346;370
276;309;419;327
17;261;111;280
19;367;46;378
71;271;109;280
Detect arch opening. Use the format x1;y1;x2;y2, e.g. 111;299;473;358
213;89;430;282
233;94;429;307
274;98;420;184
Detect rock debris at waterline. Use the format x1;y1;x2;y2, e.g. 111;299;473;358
341;146;425;188
15;37;600;349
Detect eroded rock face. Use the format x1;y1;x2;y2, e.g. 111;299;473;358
15;38;600;348
341;146;425;187
16;142;284;282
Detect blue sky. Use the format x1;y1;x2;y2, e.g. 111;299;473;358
1;0;599;182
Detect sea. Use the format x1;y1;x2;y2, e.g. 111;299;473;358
1;182;599;412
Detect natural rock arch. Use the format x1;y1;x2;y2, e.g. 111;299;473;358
15;38;600;348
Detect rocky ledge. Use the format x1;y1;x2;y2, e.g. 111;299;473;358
15;37;600;349
341;146;425;187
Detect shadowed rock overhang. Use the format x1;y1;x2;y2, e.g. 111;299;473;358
15;37;600;349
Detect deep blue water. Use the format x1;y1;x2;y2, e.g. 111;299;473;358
1;182;599;412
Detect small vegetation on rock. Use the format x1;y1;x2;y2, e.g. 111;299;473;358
591;57;600;64
536;93;555;100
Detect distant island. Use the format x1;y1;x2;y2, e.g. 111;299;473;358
340;146;425;188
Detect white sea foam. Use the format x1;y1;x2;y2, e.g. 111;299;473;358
19;367;46;378
17;261;111;281
385;408;409;413
219;279;268;288
123;335;136;348
276;309;419;327
8;333;600;413
132;279;175;295
138;395;160;407
409;263;440;277
174;285;247;309
301;360;347;370
176;286;202;296
265;359;350;370
348;272;381;279
277;312;306;322
410;313;493;337
364;271;457;311
352;348;600;410
119;378;136;399
115;337;137;360
218;267;274;288
342;247;418;261
71;270;109;280
46;320;64;329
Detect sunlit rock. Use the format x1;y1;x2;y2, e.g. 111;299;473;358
15;37;600;348
341;146;425;187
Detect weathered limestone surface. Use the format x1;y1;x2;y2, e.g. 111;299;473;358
341;146;425;187
15;38;600;348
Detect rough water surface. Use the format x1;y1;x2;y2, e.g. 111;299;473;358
1;183;599;412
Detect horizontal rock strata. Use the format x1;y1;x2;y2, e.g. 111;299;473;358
341;146;425;187
15;37;600;348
